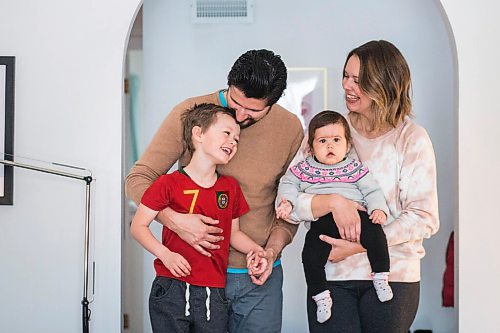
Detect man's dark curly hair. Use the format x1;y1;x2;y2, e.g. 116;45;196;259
227;49;287;106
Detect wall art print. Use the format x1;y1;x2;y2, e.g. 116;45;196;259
0;56;15;205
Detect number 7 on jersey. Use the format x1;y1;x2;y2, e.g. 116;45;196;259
183;189;199;214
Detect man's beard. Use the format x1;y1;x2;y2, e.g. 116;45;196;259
238;118;257;129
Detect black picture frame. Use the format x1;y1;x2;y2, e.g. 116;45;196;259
1;56;15;205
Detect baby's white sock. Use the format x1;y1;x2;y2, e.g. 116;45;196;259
372;272;393;302
311;290;333;323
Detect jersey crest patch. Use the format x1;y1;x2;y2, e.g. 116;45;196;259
216;191;229;209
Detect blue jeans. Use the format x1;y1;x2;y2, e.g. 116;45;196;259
149;276;228;333
306;280;420;333
226;265;283;333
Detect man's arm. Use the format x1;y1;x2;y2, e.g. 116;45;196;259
157;208;223;256
125;106;185;204
251;120;303;285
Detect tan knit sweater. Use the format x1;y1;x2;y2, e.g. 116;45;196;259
125;91;304;268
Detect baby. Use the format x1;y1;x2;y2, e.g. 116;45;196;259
277;110;393;323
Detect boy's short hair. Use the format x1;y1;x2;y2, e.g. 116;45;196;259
181;103;237;155
227;49;287;106
307;110;352;149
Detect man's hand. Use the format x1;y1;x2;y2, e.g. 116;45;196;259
158;208;223;257
248;248;277;286
319;235;365;262
246;249;268;277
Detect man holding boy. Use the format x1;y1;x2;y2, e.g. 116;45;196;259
126;49;303;332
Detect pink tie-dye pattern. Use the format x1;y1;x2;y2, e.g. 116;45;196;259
322;118;439;283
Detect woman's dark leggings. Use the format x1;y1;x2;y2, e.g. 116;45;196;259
307;280;420;332
302;211;389;296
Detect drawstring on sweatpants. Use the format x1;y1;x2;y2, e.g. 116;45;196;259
205;287;211;321
184;283;211;321
184;283;191;316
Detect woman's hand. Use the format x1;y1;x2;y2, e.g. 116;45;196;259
312;194;364;242
319;235;365;262
157;208;223;257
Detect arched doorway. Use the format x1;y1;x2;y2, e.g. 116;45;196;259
122;1;458;332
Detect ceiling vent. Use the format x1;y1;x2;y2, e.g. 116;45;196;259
191;0;254;23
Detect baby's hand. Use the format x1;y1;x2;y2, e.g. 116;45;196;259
370;209;387;225
160;249;191;277
276;198;293;220
246;249;268;277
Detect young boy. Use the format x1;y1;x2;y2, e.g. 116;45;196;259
131;103;267;333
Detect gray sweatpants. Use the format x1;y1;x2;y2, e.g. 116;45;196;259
149;276;228;333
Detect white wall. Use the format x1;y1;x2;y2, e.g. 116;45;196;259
140;0;456;332
441;0;500;332
123;49;147;333
0;0;499;332
0;1;140;332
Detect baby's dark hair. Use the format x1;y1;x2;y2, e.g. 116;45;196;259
308;110;352;149
181;103;237;155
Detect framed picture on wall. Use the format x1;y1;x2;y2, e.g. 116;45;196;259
1;56;15;205
277;67;328;129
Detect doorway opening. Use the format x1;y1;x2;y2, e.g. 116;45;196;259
122;2;458;332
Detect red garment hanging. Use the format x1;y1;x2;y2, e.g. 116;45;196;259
442;231;454;307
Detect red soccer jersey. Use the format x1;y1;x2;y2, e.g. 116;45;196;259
140;170;249;287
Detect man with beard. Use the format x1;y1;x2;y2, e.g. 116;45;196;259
125;49;304;333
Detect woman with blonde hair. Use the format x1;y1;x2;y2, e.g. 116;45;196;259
294;40;439;332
